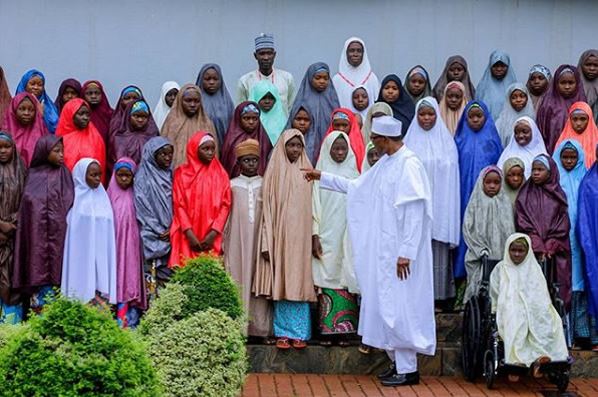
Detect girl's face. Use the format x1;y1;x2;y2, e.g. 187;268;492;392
130;111;149;130
367;147;380;167
85;162;102;189
332;117;350;133
330;135;349;164
527;72;549;96
73;105;91;129
62;86;79;104
121;91;140;108
202;68;221;95
238;155;259;177
26;75;44;97
352;88;369;111
482;171;502;197
582;55;598;81
509;241;528;265
16;97;36;126
285;136;303;163
467;107;485;131
417;106;436;131
491;61;508;80
557;72;577;98
509;89;528;112
198;140;216;164
531;161;550;185
448;62;465;81
165;88;178;108
0;140;13;164
181;89;201;117
154;145;174;169
311;71;329;93
115;167;134;189
506;165;524;190
408;74;427;97
47;141;64;166
446;87;464;111
292;109;311;134
570;112;589;134
84;85;102;106
258;92;275;112
560;148;578;171
514;122;532;146
382;80;400;103
240;112;259;133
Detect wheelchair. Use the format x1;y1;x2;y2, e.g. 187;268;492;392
461;256;571;392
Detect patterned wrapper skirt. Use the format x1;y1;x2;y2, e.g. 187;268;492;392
317;288;358;335
273;300;312;340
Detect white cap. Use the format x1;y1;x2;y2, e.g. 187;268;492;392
371;115;402;137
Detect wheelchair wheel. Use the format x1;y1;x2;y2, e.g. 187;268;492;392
483;350;496;389
550;371;569;393
462;296;482;381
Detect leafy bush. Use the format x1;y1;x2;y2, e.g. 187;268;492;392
137;282;187;336
0;298;160;397
0;323;24;350
171;254;243;320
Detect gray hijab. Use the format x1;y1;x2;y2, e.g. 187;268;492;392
196;63;235;145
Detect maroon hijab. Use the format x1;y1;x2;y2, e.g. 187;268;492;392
12;135;75;292
0;67;11;125
536;65;587;154
515;154;571;309
81;80;114;143
221;101;272;177
54;78;82;113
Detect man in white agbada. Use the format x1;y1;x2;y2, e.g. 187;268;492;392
303;116;436;386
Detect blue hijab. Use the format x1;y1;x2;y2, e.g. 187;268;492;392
553;140;587;292
577;145;598;323
15;69;59;133
475;50;518;121
454;100;503;277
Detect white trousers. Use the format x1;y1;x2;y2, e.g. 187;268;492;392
386;348;418;373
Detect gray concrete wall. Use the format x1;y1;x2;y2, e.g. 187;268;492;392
1;0;596;106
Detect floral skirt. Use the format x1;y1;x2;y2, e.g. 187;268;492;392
317;288;358;335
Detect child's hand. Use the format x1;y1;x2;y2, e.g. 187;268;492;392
396;257;410;280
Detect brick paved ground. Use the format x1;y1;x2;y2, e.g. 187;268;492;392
242;374;598;396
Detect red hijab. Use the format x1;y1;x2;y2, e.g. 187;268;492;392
325;107;365;171
554;101;598;168
81;80;114;144
169;131;231;268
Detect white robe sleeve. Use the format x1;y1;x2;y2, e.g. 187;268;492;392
320;172;351;194
396;200;426;261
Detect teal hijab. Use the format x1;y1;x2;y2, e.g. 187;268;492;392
250;80;287;145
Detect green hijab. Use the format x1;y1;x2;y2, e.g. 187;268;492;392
250;80;288;145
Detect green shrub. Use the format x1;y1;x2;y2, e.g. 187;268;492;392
171;254;243;320
137;282;188;336
0;298;161;397
0;323;25;350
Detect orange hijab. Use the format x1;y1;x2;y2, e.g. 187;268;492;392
168;131;231;268
325;108;365;171
555;101;598;168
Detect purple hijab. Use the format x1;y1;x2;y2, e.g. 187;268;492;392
107;157;146;308
54;78;82;114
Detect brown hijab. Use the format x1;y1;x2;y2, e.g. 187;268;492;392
253;129;316;302
432;55;476;102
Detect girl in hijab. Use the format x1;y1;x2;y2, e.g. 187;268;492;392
0;67;11;124
497;116;547;178
432;55;476;102
495;83;536;147
82;80;114;144
109;86;145;139
55;98;106;181
134;137;174;297
462;166;515;303
476;50;518;120
169;132;231;268
54;79;81;114
161;84;216;167
196;64;234;145
501;157;526;206
107;157;146;328
15;69;59;133
376;74;415;136
578;49;598;108
578;144;598;350
361;102;392;144
536;65;587;155
439;81;468;135
350;86;370;120
108;99;159;170
288;62;340;164
404;98;460;306
554;102;598;168
2;92;49;166
12;136;74;314
250;80;287;146
553;140;592;348
61;158;117;304
404;65;432;104
515;154;571;310
152;81;179;132
324;108;365;170
490;233;568;372
253;129;317;350
454;101;503;280
0;133;26;324
361;141;380;172
221;101;272;177
312;131;359;346
526;65;552;111
332;37;380;110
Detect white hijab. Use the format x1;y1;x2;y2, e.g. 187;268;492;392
61;158;117;304
490;233;568;366
153;81;180;131
404;97;460;246
332;37;380;110
495;83;536;147
497;116;547;178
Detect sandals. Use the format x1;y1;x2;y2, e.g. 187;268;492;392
532;356;551;378
358;344;371;354
319;340;333;347
263;337;277;345
291;339;307;349
338;340;351;348
276;338;291;350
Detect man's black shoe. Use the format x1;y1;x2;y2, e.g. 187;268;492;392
380;371;420;387
376;363;396;380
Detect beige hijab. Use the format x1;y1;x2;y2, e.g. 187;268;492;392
253;129;317;302
160;84;215;167
439;81;467;135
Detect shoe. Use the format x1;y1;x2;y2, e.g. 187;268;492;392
376;363;396;380
380;371;420;387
